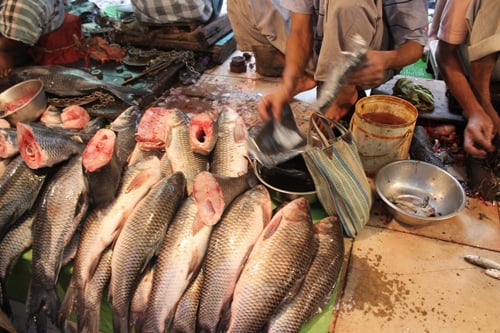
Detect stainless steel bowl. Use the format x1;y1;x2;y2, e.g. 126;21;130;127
375;160;466;226
254;160;318;204
0;79;47;125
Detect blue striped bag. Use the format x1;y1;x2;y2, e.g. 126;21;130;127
302;112;373;237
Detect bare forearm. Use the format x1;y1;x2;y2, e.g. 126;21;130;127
282;12;313;94
383;41;423;70
436;41;483;119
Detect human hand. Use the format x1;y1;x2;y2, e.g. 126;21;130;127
348;50;388;88
322;84;358;121
257;88;291;122
258;71;317;121
463;111;496;158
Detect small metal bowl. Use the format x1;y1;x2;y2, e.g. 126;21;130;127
0;79;47;125
375;160;466;226
254;160;318;204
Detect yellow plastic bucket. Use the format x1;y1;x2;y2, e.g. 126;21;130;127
349;95;418;176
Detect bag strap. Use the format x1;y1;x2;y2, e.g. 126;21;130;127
308;112;352;147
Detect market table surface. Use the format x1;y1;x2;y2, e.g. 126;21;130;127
4;50;500;332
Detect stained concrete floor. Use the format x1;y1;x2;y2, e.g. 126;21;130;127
202;51;500;333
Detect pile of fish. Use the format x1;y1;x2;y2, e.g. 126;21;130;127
0;101;344;333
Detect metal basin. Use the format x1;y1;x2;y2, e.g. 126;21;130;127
375;160;466;226
253;159;318;204
0;79;47;125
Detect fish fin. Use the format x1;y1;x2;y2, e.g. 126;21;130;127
26;281;61;332
125;171;151;193
78;307;100;333
217;303;232;333
263;214;283;240
57;277;76;330
0;279;12;317
192;216;208;235
112;311;130;333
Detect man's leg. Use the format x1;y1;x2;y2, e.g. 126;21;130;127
227;0;290;76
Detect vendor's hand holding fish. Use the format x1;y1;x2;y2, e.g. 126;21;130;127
347;50;388;88
463;110;496;158
258;72;316;122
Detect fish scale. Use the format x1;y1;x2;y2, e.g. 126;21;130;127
165;109;209;193
267;216;345;332
210;107;249;177
110;172;186;333
27;155;89;332
0;155;47;239
224;197;316;333
71;156;162;326
143;195;212;333
197;185;272;333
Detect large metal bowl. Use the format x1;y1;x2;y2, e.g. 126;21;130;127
254;160;318;204
0;79;47;125
375;160;466;226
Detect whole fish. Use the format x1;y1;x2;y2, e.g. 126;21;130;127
267;216;345;332
27;155;89;332
143;195;213;333
83;128;122;206
11;65;147;104
192;170;257;226
197;185;272;333
189;112;218;155
72;156;162;319
109;106;140;165
164;109;209;193
0;128;18;159
171;268;205;333
16;122;83;169
111;172;186;333
464;255;500;270
485;269;500;280
224;197;316;333
130;265;155;333
0;155;47;238
210;107;249;177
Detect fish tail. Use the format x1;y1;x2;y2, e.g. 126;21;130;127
0;279;12;317
57;279;76;329
26;284;60;332
78;307;100;333
216;306;231;333
113;309;130;333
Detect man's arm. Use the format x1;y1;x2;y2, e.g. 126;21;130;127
323;40;424;121
436;40;495;157
257;12;315;121
349;40;423;87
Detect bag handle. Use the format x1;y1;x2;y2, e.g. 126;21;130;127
308;112;353;147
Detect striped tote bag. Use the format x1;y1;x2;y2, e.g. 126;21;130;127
302;112;373;237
